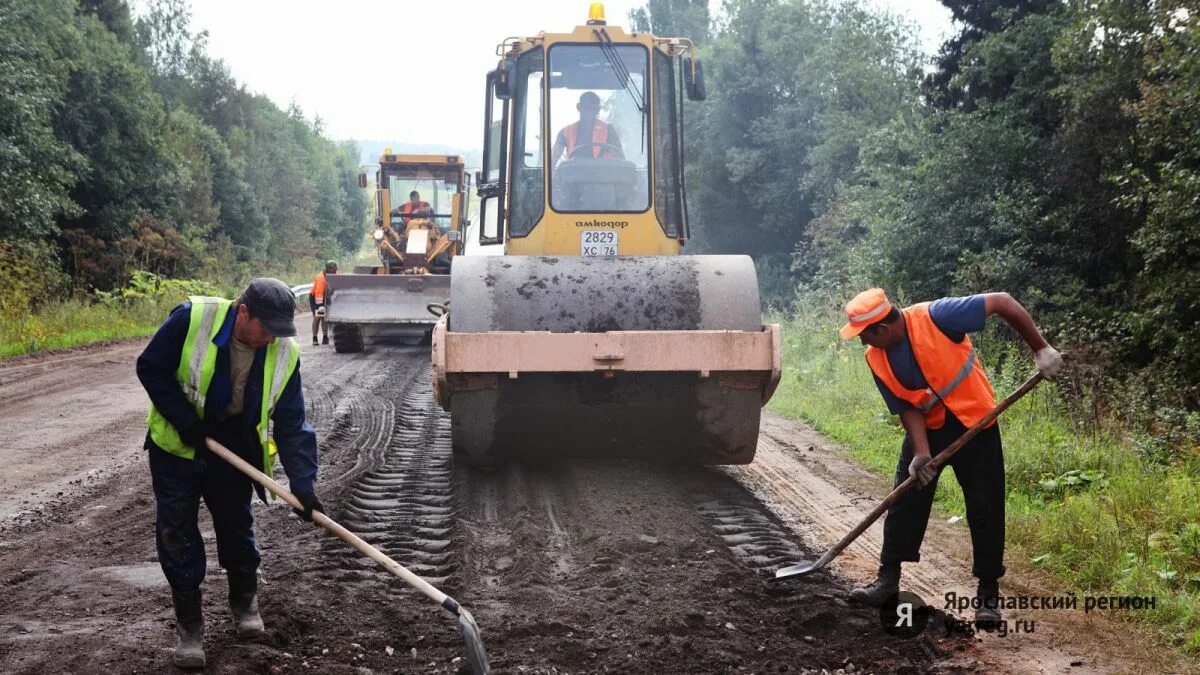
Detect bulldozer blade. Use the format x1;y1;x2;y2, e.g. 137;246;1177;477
326;273;450;326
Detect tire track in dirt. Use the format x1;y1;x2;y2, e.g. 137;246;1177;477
321;358;459;588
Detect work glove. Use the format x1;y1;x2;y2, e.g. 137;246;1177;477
293;491;324;523
1034;346;1064;380
908;454;937;489
178;422;211;455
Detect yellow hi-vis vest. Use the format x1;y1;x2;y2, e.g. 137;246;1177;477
146;296;301;481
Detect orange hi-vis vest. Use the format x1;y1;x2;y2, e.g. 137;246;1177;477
564;121;614;158
401;201;431;216
311;271;327;304
865;303;997;430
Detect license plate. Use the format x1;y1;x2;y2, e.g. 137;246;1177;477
580;230;618;256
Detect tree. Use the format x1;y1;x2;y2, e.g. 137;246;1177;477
1119;1;1200;406
0;0;83;239
679;0;921;300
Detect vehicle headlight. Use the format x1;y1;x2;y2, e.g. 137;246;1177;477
373;229;385;241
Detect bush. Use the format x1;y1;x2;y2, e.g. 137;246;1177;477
0;240;70;317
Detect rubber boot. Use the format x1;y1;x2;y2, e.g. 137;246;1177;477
848;564;901;607
229;573;267;641
975;578;1003;629
171;589;205;669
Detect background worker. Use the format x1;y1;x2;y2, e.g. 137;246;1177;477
136;278;324;669
392;191;432;224
838;289;1063;627
311;260;337;345
550;91;624;167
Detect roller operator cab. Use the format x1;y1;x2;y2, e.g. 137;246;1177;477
433;4;781;468
325;154;468;352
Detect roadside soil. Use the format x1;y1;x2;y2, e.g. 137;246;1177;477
0;334;1191;673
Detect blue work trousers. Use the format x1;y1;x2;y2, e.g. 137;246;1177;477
148;417;261;593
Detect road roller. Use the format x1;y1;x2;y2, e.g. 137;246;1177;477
431;4;781;467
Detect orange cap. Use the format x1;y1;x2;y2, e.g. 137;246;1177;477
839;288;892;339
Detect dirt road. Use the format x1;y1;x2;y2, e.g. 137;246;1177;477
0;335;1186;673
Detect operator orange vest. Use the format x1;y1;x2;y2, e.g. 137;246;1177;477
401;201;430;215
563;121;614;159
311;271;327;304
865;303;997;430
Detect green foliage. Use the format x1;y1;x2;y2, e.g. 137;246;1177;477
0;240;71;317
93;269;217;305
0;269;216;359
0;0;369;297
668;0;1197;455
629;0;710;43
0;0;83;239
1117;1;1200;410
676;0;922;304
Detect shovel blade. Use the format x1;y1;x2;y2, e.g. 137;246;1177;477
773;561;820;581
456;608;491;675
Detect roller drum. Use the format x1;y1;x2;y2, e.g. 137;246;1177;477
446;256;767;467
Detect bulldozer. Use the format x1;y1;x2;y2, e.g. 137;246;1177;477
326;153;467;352
431;4;781;467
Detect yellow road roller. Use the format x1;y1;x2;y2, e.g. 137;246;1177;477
432;4;780;467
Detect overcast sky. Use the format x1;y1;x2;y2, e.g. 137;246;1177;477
131;1;952;150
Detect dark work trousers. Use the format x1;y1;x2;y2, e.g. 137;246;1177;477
880;410;1006;581
149;415;261;593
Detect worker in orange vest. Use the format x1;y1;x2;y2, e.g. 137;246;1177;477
550;91;624;166
392;191;432;224
310;261;336;345
838;289;1063;627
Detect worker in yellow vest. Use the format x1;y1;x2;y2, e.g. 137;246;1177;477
838;289;1063;628
137;278;322;669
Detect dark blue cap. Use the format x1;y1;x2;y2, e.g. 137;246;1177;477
242;278;298;337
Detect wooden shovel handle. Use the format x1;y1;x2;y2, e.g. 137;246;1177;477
203;438;453;609
821;371;1044;564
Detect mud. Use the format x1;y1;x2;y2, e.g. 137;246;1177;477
0;335;1187;673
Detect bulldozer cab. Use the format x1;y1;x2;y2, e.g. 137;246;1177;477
476;9;703;257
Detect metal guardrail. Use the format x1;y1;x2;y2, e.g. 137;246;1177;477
291;283;313;315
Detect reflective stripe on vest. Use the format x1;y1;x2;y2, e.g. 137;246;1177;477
146;297;300;479
256;336;301;478
913;346;978;412
864;303;997;429
183;298;225;409
564;121;611;158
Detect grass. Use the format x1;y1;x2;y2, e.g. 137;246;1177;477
0;297;166;359
0;262;329;362
768;303;1200;654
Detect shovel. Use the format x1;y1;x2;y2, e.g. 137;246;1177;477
773;371;1044;581
205;438;491;674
